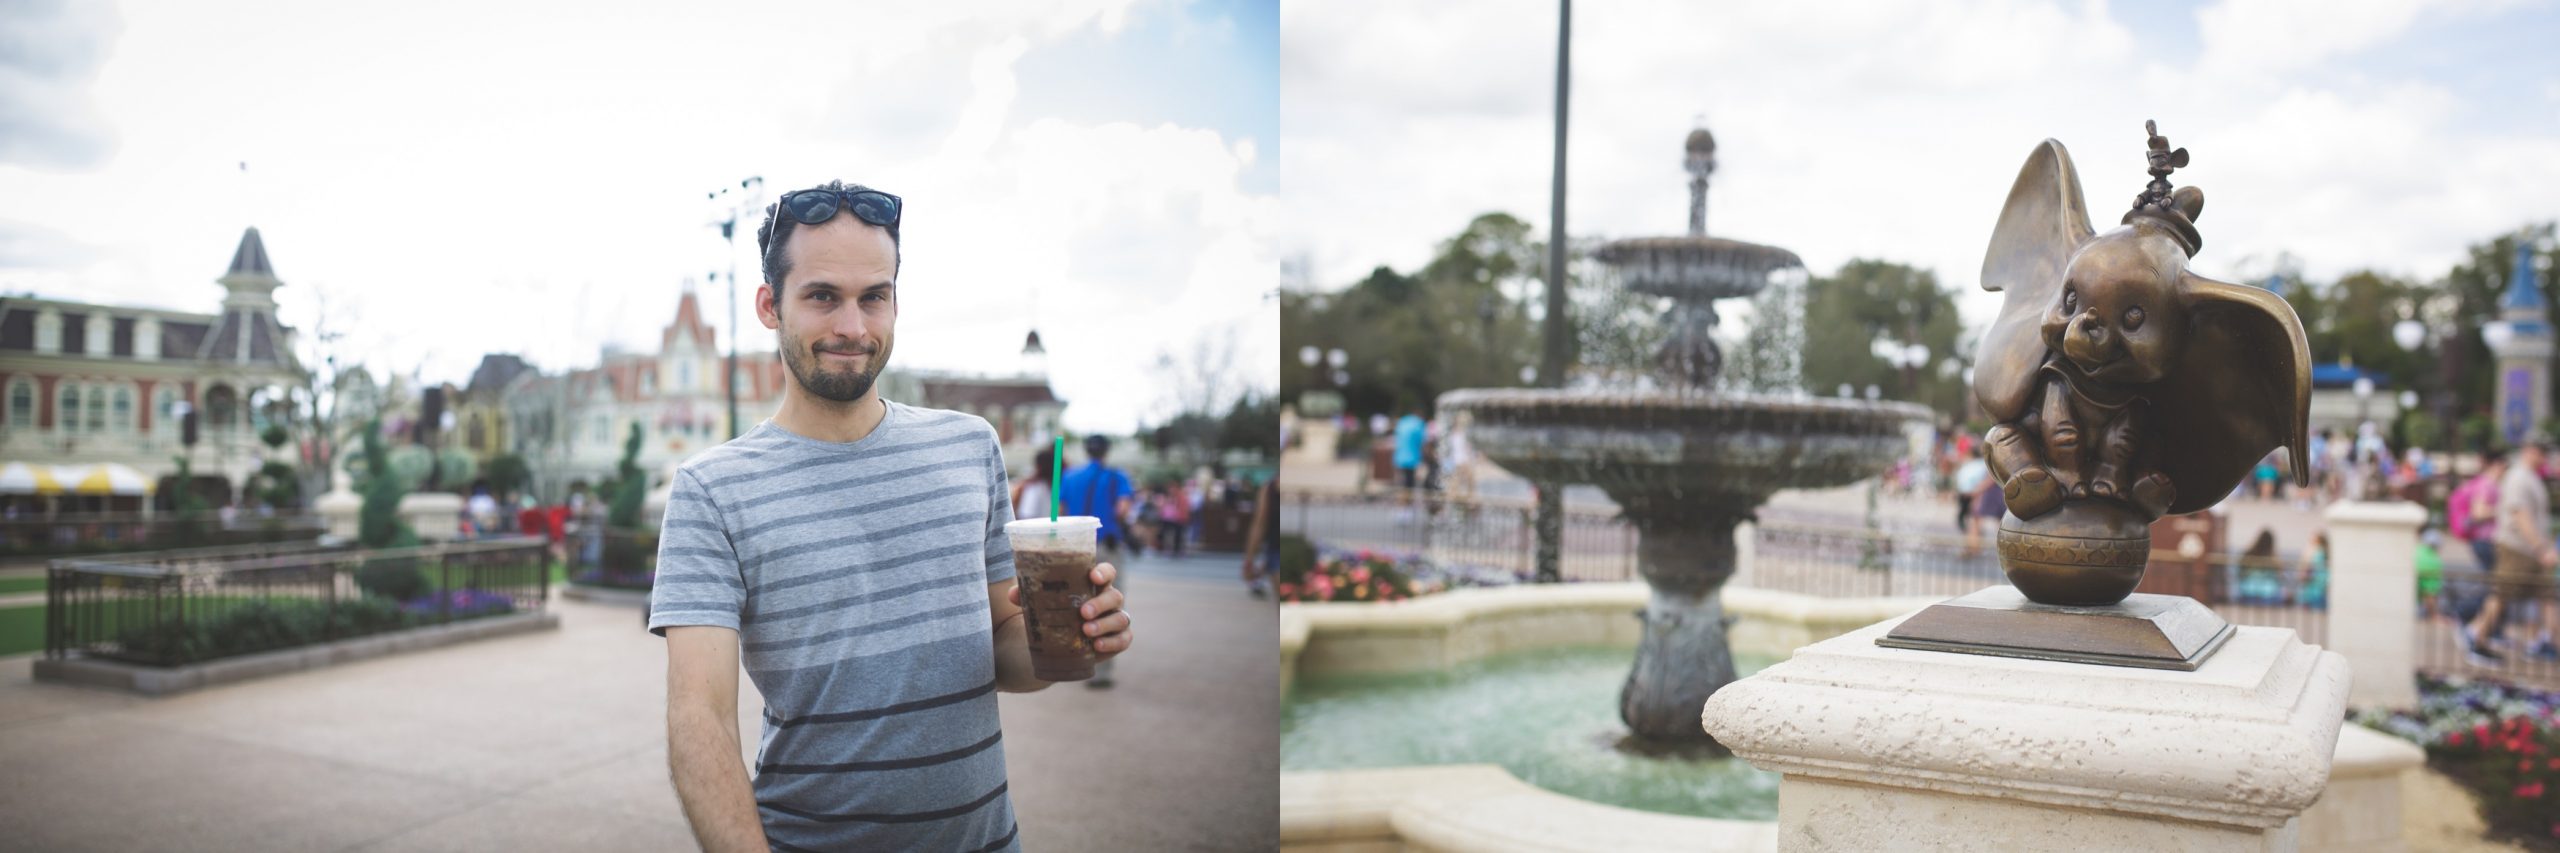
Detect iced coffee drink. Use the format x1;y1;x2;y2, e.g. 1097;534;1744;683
1004;516;1100;682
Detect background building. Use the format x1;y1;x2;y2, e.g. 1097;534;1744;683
0;228;308;511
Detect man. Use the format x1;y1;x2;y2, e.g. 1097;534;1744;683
1058;434;1135;688
1391;410;1426;522
2468;440;2554;666
652;181;1133;852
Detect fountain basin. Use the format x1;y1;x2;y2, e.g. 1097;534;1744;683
1593;236;1805;301
1438;389;1931;511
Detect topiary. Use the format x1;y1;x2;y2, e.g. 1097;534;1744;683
608;421;646;529
355;418;414;549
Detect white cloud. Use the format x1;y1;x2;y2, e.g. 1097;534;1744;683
0;0;1266;436
1283;0;2560;343
2193;0;2517;78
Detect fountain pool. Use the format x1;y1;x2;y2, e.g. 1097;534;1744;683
1282;646;1782;818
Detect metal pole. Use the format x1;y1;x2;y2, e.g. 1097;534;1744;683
1532;0;1572;584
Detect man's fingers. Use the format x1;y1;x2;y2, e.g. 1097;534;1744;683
1082;609;1131;638
1080;586;1124;620
1088;561;1117;587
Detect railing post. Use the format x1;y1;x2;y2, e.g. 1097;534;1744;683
168;572;184;668
324;558;338;643
43;565;58;660
439;545;453;625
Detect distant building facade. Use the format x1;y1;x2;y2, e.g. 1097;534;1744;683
0;228;309;509
486;290;1064;501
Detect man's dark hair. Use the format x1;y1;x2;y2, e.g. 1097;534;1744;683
757;180;902;296
1083;434;1112;461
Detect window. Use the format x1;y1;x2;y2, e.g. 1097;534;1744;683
154;388;177;431
58;384;79;433
111;388;133;432
85;383;105;431
6;380;29;429
642;371;656;395
593;415;608;444
678;361;694;391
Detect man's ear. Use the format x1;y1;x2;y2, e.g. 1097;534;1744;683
755;284;782;330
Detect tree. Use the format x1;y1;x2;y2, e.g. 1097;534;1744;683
1799;260;1968;417
484;453;531;498
1219;392;1281;457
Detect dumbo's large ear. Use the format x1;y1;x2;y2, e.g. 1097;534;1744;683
1981;139;2094;295
1971;140;2098;422
2149;273;2314;515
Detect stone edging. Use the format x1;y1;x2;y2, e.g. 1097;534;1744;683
558;582;653;608
32;610;561;696
1279;727;2421;852
1279;583;1940;694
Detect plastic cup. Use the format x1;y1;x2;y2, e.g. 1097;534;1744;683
1005;516;1101;682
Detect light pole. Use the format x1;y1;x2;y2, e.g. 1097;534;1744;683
708;176;765;440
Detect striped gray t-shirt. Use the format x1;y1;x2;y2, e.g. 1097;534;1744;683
647;402;1020;853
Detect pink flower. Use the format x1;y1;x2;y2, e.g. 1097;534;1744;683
1349;567;1371;584
1276;583;1296;598
2516;781;2544;799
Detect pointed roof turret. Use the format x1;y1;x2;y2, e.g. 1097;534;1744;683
228;227;274;277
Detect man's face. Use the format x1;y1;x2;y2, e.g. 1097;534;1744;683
757;213;898;404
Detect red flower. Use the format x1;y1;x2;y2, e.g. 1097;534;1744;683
2517;781;2544;799
2478;723;2493;743
2450;731;2467;746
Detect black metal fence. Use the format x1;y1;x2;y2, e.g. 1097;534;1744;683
46;536;551;667
0;511;325;559
1281;490;1641;582
1284;488;2560;688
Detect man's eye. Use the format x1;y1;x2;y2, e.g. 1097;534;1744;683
811;292;836;303
862;293;888;304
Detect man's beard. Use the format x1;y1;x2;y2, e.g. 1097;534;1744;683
781;332;892;403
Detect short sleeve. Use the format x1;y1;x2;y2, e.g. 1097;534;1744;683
647;468;747;637
984;436;1017;585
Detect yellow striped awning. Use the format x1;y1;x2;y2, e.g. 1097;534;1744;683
0;462;155;496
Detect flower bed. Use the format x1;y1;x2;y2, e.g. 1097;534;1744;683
1277;536;1531;604
2354;674;2560;847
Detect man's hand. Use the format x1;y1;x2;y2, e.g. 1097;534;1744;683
1005;562;1134;661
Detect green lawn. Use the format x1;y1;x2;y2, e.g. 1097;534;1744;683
0;595;303;658
0;576;45;596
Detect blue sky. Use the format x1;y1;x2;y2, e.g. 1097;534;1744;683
1018;0;1280;194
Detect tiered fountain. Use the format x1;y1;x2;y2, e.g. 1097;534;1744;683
1439;128;1930;743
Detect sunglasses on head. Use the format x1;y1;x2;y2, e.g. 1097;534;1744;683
775;187;902;233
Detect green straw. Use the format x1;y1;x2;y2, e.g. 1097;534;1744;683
1050;435;1064;522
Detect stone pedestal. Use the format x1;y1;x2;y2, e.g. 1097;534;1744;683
2322;500;2424;709
397;492;464;543
315;483;361;542
1702;609;2350;852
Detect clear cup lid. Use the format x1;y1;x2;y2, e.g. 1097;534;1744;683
1005;516;1101;535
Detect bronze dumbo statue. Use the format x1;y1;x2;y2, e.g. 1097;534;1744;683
1974;122;2311;606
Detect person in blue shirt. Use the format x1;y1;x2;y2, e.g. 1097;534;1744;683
1059;434;1137;688
1392;412;1427;522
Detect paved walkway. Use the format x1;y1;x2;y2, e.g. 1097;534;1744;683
0;551;1276;852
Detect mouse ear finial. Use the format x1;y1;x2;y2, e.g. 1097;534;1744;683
2125;119;2203;256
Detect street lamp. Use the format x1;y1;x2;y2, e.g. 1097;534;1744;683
2353;375;2375;426
708;176;766;440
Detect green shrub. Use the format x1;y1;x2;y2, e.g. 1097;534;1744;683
113;597;411;665
356;554;429;602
